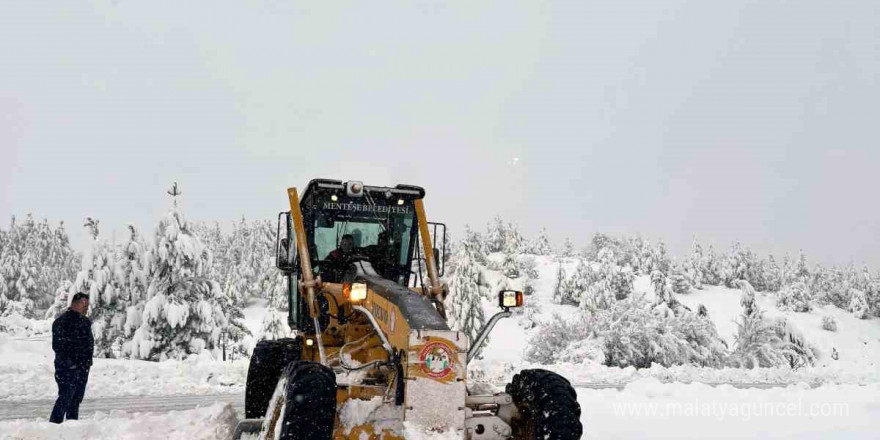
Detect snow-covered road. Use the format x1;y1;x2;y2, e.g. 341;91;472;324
0;382;798;422
4;381;878;439
0;393;243;421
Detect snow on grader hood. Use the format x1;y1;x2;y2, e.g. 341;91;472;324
234;179;582;440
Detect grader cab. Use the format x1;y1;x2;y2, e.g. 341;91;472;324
234;179;582;440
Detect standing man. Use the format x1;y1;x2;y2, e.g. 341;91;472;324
49;292;94;424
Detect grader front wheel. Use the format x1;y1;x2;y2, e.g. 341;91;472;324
506;369;583;440
261;361;337;440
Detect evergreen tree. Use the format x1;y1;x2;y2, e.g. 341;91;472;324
530;227;553;256
501;251;520;279
0;215;78;317
794;250;810;284
484;216;506;253
764;255;783;292
45;280;74;320
128;185;227;361
686;238;705;289
560;238;575;258
776;282;812;312
73;218;127;358
669;263;692;295
260;305;289;340
551;263;568;305
503;222;525;254
701;245;721;286
849;288;869;319
446;233;487;355
652;240;671;273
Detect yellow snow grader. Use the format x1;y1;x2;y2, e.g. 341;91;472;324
233;179;582;440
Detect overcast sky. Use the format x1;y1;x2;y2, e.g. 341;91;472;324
1;0;878;267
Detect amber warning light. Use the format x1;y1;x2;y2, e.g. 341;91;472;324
498;290;523;309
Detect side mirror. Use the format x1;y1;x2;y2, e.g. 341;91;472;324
498;290;523;311
277;238;291;269
433;248;441;267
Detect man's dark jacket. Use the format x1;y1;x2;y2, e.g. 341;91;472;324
52;310;94;369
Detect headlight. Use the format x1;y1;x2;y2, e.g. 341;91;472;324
350;283;368;301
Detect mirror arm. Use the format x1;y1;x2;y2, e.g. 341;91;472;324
467;310;511;363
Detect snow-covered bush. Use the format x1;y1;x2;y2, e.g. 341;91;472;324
517;256;539;279
524;314;587;364
821;316;838;332
595;296;727;368
776;282;812;312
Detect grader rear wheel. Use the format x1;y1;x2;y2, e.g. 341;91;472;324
506;369;583;440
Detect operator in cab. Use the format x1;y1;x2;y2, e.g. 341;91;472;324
365;230;393;277
325;234;355;282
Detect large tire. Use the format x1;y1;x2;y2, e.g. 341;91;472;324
262;361;337;440
506;369;582;440
245;337;302;418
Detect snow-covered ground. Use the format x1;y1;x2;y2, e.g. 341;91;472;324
3;381;878;439
0;402;237;440
2;253;879;437
0;335;246;402
474;254;880;387
580;379;880;439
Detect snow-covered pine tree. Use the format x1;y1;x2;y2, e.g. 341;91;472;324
652;240;671;274
776;282;812;312
701;245;721;286
530;227;553;256
650;270;679;316
503;222;524;254
260;305;289;341
74;218;127;358
669;262;692;295
551;263;568;305
731;278;786;368
462;226;487;265
0;215;78;317
685;237;705;290
764;255;783;292
794;250;810;284
849;288;869;319
560;238;575;258
826;266;852;309
445;233;487;356
781;254;795;286
115;224;149;305
128;185;227;361
45;280;74;320
501;251;520;279
484;216;506;253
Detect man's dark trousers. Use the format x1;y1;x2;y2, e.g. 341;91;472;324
49;365;90;423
